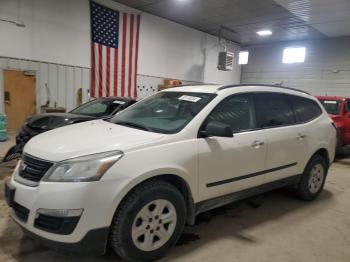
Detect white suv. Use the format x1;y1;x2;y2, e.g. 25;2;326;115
5;84;336;261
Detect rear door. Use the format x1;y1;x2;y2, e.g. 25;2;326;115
254;92;307;184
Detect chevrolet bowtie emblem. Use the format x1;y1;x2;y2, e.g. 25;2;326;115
21;163;27;171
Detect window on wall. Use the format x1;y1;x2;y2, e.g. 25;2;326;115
238;51;249;65
283;47;306;64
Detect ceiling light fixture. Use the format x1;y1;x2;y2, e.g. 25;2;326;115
257;30;272;36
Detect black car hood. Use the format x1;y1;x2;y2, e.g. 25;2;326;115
27;113;98;130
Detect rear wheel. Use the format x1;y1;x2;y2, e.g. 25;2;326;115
297;155;328;201
110;180;186;262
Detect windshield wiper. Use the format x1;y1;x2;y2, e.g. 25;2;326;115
116;121;153;132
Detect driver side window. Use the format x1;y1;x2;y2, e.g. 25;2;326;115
207;93;256;133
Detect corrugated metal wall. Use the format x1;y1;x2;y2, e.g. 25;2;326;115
0;57;90;114
241;37;350;97
0;57;203;115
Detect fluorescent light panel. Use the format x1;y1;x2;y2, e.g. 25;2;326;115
257;30;272;36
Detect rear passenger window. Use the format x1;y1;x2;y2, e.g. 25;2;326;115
289;95;322;123
207;93;256;132
254;93;295;128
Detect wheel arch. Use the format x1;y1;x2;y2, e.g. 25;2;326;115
309;147;330;168
111;173;196;227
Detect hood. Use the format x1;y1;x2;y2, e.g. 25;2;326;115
27;113;97;130
24;120;166;161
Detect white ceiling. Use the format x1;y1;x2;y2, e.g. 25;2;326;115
114;0;350;45
275;0;350;37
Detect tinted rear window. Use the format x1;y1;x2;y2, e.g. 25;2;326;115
290;95;322;123
254;93;295;128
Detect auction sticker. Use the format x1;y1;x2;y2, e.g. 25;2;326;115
178;95;202;102
113;100;126;104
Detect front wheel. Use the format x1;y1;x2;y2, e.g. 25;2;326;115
297;155;328;201
110;180;186;262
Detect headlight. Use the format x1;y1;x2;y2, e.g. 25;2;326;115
42;151;123;182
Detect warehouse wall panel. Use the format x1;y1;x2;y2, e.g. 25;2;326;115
0;57;91;115
82;68;91;103
241;37;350;97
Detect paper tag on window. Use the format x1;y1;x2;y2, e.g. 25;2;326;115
113;100;126;104
178;95;202;102
324;101;337;104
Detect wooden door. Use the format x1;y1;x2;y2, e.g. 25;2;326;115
4;70;36;131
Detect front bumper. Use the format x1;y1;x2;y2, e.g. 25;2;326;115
4;173;128;254
16;219;109;255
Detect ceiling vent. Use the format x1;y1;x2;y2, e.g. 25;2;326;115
218;51;234;71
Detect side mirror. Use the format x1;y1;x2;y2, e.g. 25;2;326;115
200;121;233;138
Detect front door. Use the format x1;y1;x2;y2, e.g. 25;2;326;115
198;93;267;201
4;70;36;131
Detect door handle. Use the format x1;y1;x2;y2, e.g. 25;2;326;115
251;140;264;148
296;133;306;140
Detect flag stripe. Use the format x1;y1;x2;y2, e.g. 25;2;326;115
134;15;140;98
128;14;134;97
98;44;103;97
109;48;114;96
101;46;107;97
91;43;96;98
95;43;99;98
121;13;127;97
114;48;118;96
106;47;110;97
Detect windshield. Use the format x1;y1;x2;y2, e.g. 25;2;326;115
318;99;342;115
110;92;216;134
70;99;127;117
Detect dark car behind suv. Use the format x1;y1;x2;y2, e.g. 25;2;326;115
3;97;136;162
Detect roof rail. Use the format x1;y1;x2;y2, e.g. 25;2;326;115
217;83;310;95
178;83;218;87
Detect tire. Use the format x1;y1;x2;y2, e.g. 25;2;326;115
297;154;328;201
110;180;186;262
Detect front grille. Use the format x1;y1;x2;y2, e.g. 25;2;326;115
34;214;80;235
13;202;30;223
19;154;53;182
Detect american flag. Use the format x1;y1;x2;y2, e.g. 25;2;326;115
90;1;141;98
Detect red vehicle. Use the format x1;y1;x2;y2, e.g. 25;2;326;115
317;96;350;151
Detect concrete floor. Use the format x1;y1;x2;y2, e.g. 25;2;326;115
0;156;350;261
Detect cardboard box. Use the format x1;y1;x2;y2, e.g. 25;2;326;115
164;79;182;86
